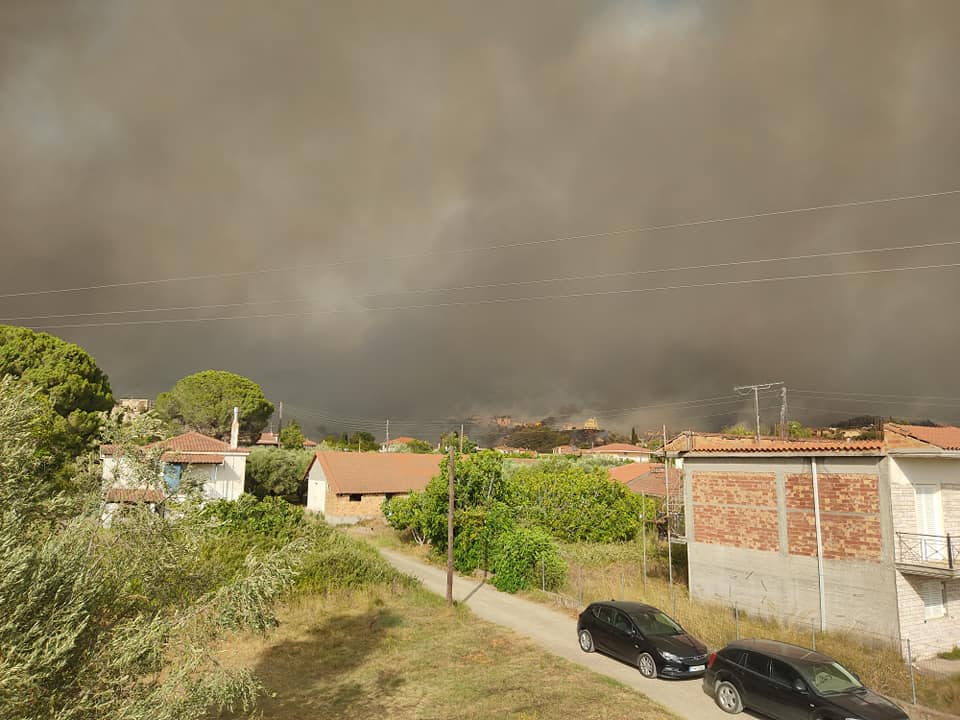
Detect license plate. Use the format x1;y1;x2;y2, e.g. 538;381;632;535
689;665;705;672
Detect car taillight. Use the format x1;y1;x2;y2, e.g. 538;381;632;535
707;652;717;669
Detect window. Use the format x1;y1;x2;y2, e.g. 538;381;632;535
348;493;362;502
613;611;634;634
163;463;183;491
743;652;770;676
597;606;617;625
922;580;946;620
770;659;801;688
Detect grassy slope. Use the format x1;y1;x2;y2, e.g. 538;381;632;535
218;585;679;720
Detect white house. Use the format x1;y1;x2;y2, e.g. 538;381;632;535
100;412;249;515
581;443;653;462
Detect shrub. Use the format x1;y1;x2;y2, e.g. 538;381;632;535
492;527;566;593
452;502;517;574
245;448;314;501
201;494;305;541
296;527;403;594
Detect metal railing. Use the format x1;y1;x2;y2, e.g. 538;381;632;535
895;531;957;570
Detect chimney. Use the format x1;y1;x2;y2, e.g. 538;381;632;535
230;407;239;449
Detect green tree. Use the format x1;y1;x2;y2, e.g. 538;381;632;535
348;431;378;452
246;448;314;501
405;438;435;454
0;382;302;720
279;420;306;449
787;420;813;439
154;370;273;442
0;325;114;461
630;427;639;445
721;423;753;437
440;430;478;454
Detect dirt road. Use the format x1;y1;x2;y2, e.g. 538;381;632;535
380;548;746;720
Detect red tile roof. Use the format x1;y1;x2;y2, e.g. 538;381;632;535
160;452;225;464
609;463;681;497
583;443;650;454
256;432;279;445
885;424;960;451
664;432;883;455
101;431;248;459
384;436;419;446
309;451;443;495
105;488;165;503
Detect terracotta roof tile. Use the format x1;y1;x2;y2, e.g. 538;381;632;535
105;488;165;503
310;451;443;495
886;423;960;451
609;463;681;497
160;452;225;464
664;432;883;455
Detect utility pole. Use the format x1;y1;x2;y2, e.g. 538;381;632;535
447;444;455;606
385;418;390;443
734;382;783;442
663;424;673;593
459;423;464;454
779;386;788;439
277;401;283;437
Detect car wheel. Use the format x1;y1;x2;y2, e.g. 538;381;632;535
578;630;594;653
714;680;743;714
637;652;657;679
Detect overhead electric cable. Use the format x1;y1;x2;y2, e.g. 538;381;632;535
26;259;960;330
9;238;960;323
2;187;957;300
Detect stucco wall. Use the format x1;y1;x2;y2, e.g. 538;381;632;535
306;460;327;514
683;456;898;641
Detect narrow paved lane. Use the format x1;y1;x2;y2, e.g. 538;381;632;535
380;549;744;720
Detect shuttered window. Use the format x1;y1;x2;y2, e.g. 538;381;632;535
922;580;945;620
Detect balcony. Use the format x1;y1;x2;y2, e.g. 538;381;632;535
895;532;959;578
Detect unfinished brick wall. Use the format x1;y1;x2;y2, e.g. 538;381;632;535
324;487;407;521
693;471;779;552
785;473;881;560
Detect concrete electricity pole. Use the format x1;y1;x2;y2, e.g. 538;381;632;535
447;444;455;606
734;382;783;441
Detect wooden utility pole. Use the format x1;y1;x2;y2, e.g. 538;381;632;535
459;423;464;454
447;444;455;606
779;386;788;439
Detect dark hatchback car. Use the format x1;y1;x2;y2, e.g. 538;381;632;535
577;600;708;679
704;639;909;720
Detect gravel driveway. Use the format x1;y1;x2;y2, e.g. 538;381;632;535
379;548;752;720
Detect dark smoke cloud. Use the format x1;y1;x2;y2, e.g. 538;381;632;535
2;0;960;438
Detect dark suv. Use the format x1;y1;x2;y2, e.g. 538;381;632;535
703;639;909;719
577;600;708;679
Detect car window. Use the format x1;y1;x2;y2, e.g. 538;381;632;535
743;652;770;676
770;659;801;687
612;611;633;634
590;605;603;620
628;611;684;636
795;661;863;695
596;606;616;625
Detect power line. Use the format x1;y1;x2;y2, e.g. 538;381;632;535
2;187;957;300
9;237;960;323
793;389;960;402
25;258;960;330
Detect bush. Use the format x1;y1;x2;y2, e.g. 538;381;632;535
201;494;305;541
452;502;517;574
492;527;566;593
297;528;403;594
245;448;314;501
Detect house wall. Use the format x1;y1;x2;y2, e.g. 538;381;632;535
888;457;960;656
323;487;403;524
306;460;327;514
202;455;246;501
682;456;899;642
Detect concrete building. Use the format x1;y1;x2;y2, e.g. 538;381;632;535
665;427;960;657
304;451;442;524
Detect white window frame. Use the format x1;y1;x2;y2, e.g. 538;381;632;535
922;580;946;620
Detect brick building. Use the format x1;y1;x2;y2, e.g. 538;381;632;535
666;426;960;657
304;451;442;524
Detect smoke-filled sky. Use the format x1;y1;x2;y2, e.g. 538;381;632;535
2;0;960;438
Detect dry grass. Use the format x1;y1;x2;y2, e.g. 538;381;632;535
545;541;960;718
215;583;680;720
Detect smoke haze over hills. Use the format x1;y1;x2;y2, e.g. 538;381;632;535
2;1;960;438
